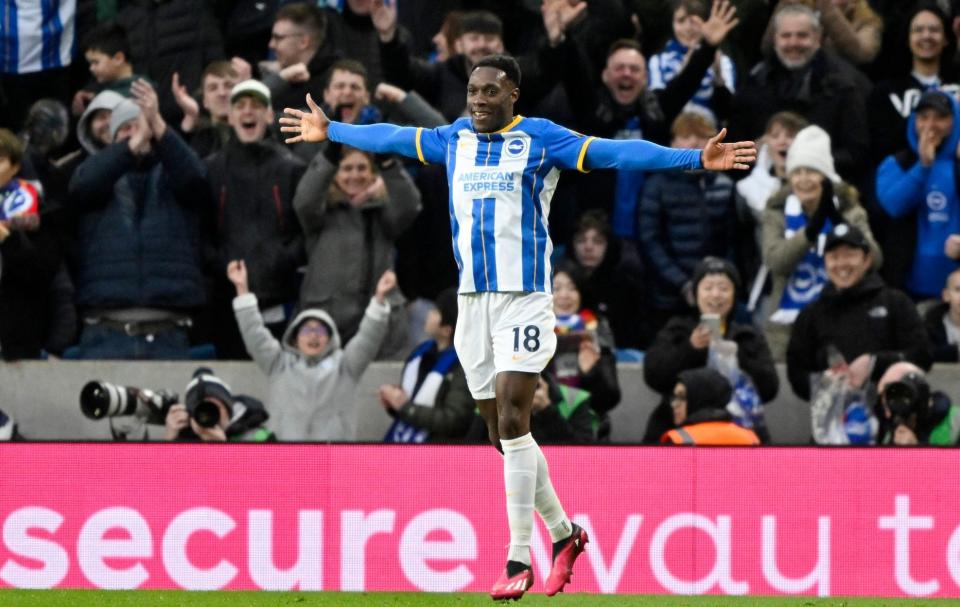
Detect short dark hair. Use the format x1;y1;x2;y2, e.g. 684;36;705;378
471;54;521;87
275;2;327;48
606;38;643;59
573;209;613;244
765;111;808;137
0;128;24;165
459;10;503;38
671;0;709;19
324;58;369;92
82;22;130;59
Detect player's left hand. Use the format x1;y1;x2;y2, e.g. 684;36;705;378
701;128;756;171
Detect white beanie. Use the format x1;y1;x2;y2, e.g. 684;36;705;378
785;125;840;183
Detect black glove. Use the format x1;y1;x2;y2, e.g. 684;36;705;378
804;198;829;242
821;180;844;224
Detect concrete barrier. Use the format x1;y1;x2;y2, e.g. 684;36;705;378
1;360;957;443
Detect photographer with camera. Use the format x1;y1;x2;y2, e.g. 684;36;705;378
876;362;959;446
163;368;272;442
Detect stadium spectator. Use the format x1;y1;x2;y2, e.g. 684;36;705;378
466;372;595;445
876;90;960;301
67;82;207;359
661;367;760;445
171;61;241;159
762;125;880;360
164;367;273;442
294;143;420;358
323;0;396;87
0;128;70;360
550;268;621;440
380;287;474;443
786;223;932;402
72;22;145;116
644;257;778;443
648;0;737;124
564;0;738;243
559;211;647;350
761;0;883;66
261;3;339;115
639;112;736;335
924;267;960;362
729;3;869;181
228;260;395;441
116;0;224;124
77;90;126;158
204;80;305;360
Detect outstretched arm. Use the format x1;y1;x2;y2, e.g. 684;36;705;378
582;128;755;172
280;93;422;159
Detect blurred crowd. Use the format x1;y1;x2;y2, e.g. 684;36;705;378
0;0;959;446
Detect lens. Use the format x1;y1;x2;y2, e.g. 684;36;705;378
79;381;136;419
192;399;221;428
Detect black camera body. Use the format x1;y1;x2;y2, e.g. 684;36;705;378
186;398;223;429
882;373;931;429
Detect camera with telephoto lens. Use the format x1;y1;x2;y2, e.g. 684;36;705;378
883;372;931;428
187;398;222;429
79;380;178;424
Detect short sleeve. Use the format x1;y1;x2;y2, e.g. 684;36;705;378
416;123;456;165
541;121;594;172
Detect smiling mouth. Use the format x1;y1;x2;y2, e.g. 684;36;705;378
472;110;490;119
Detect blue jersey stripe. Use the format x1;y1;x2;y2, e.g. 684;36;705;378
520;143;546;291
446;133;464;284
470;197;497;291
3;1;19;74
42;0;63;69
530;169;549;291
474;134;504;167
482;197;497;290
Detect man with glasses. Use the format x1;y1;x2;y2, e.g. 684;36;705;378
263;3;339;114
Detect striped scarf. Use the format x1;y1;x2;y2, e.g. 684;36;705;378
384;341;459;444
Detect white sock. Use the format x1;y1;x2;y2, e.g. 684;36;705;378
501;433;537;566
533;442;573;543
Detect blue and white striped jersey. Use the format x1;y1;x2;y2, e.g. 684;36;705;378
1;0;75;74
414;116;591;294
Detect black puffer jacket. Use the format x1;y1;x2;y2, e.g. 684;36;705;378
643;314;779;443
118;0;224;123
924;302;960;363
205;138;306;307
786;272;933;400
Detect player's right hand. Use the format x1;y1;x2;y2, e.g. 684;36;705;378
280;93;329;144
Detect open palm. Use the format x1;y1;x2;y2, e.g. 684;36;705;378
701;128;756;171
280;93;329;144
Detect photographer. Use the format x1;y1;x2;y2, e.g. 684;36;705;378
164;368;273;442
876;362;959;446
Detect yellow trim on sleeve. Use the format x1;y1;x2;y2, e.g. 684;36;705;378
494;115;523;133
576;137;596;173
415;127;426;165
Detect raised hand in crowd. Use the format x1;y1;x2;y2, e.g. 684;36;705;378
919;125;941;167
171;72;200;133
348;176;387;209
375;269;397;305
374;82;407;105
131;79;166;139
699;0;739;47
541;0;588;46
231;56;253;82
371;0;399;43
71;89;95;117
279;62;310;84
227;259;250;296
578;336;601;373
946;234;960;260
127;113;153;156
280;94;329;144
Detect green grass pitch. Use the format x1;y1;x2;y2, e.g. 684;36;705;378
2;591;960;607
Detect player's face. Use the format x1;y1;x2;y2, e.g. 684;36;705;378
824;245;871;290
296;319;330;357
228;95;271;144
203;74;237;122
466;66;518;133
774;13;821;69
909;11;946;62
601;48;647;107
553;271;581;316
696;273;735;319
323;69;370;124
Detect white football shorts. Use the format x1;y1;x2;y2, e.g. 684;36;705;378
454;291;557;400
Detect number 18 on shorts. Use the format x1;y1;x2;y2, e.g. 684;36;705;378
454;292;557;400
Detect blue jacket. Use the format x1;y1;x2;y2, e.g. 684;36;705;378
638;170;736;310
67;130;207;310
876;95;960;298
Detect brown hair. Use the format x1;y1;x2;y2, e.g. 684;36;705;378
0;129;24;166
607;38;643;59
671;0;708;20
324;59;369;92
765;111;808;137
201;60;238;83
671;112;715;139
275;2;327;48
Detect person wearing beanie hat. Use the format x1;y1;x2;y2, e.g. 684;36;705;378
164;367;273;442
379;286;474;443
762;124;882;360
643;254;779;443
661;367;760;445
876;85;960;300
67;78;207;360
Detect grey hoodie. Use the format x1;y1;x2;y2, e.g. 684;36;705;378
233;292;390;440
77;90;126;154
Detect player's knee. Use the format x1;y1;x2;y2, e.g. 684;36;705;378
497;411;527;439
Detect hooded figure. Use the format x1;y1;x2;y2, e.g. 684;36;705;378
232;292;390;440
661;367;760;445
77;90;126;155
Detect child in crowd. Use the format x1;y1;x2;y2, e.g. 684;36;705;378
925;267;960;363
72;22;147;115
0;129;40;234
227;259;395;441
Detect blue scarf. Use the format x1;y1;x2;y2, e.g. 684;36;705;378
384;341;459;443
770;194;834;324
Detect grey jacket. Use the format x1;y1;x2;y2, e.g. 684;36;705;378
233;293;390;440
